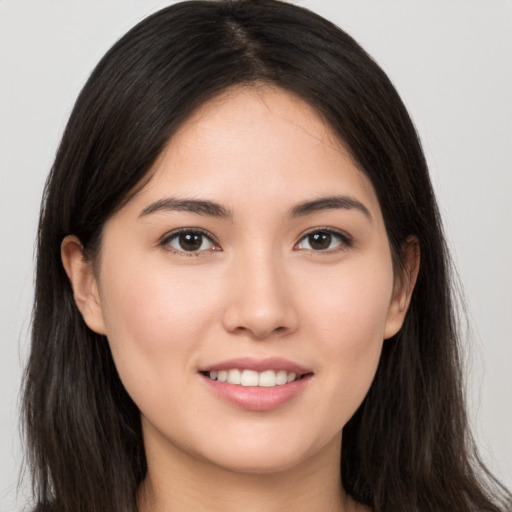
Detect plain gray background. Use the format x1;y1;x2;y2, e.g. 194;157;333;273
1;1;511;510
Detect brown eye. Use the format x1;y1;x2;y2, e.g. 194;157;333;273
295;229;350;252
308;232;332;250
165;230;216;253
179;233;203;251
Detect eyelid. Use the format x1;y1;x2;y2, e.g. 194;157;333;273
158;226;352;255
159;227;221;255
294;227;353;252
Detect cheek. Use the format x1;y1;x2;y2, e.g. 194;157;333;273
311;255;394;342
97;257;220;400
102;257;217;340
305;256;393;413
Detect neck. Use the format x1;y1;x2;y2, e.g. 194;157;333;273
137;429;356;512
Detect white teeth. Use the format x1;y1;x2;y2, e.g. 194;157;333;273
258;370;276;387
276;370;288;385
227;369;241;385
207;369;302;387
241;369;259;386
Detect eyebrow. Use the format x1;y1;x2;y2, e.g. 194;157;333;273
139;195;372;221
139;197;233;218
289;195;372;221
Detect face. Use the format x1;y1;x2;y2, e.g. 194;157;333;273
64;87;414;475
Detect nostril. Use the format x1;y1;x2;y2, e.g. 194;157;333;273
221;274;299;338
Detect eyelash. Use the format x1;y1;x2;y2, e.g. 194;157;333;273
294;228;353;253
160;227;352;256
160;228;220;257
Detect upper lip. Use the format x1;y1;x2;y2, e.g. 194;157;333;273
199;357;312;375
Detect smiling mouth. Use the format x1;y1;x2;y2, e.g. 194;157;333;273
202;369;309;387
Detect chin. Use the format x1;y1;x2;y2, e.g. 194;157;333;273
205;451;308;475
190;430;335;476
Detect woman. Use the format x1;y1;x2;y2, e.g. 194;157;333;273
21;1;511;511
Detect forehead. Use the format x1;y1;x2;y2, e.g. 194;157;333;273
183;85;343;149
120;85;381;222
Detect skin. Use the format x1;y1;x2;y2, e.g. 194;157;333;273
62;86;419;512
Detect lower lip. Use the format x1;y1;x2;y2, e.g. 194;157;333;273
200;374;312;411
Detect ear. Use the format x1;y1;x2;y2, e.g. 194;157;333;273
61;235;107;335
384;236;420;339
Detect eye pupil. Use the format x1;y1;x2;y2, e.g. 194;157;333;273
309;232;331;250
179;232;203;251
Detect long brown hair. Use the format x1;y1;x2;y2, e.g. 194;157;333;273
23;1;511;511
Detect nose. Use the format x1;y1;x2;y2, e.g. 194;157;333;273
221;249;299;340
